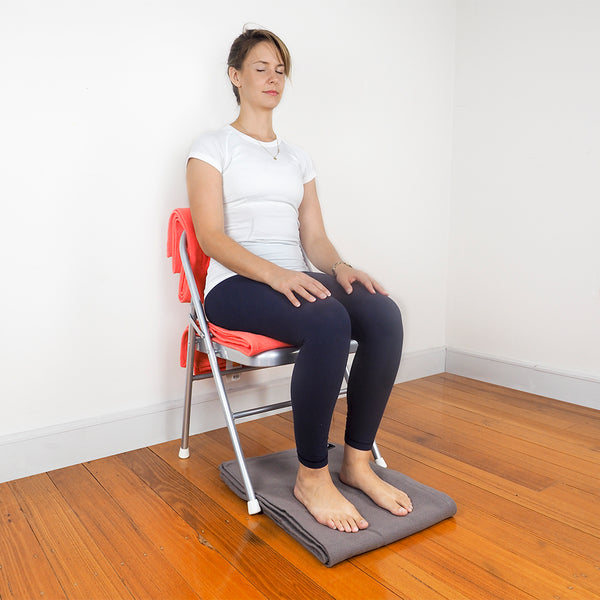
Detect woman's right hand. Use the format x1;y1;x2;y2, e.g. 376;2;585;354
268;267;331;307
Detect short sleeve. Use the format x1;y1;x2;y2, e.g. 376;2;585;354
187;130;226;173
285;141;316;184
301;151;317;184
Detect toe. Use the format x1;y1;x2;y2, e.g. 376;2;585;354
400;495;413;512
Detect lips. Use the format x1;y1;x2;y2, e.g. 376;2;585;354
264;90;279;96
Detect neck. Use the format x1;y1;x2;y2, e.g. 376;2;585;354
231;105;276;142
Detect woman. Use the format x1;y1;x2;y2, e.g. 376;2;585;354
187;27;411;533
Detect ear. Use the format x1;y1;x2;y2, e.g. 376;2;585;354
228;66;241;88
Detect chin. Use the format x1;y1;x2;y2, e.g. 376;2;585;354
263;93;282;104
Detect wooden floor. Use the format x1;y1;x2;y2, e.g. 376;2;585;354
1;374;599;600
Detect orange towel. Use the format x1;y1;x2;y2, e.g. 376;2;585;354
180;328;227;375
167;207;210;303
168;208;292;375
180;325;292;375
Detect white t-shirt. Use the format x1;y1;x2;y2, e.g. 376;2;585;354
187;125;316;296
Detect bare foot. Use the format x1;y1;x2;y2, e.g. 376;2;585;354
294;464;369;532
339;445;413;516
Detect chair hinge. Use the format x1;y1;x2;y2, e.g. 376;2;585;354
191;319;204;339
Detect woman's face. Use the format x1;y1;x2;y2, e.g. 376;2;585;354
229;41;286;109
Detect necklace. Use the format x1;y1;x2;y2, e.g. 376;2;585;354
232;123;280;160
259;138;280;160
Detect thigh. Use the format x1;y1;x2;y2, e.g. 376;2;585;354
308;272;403;341
204;275;350;346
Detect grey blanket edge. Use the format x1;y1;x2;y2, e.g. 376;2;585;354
219;445;457;567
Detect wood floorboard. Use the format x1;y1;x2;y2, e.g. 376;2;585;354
418;374;600;427
0;482;68;600
85;455;268;600
392;381;600;457
49;464;201;600
386;391;599;482
372;425;600;565
119;447;335;600
9;473;133;600
1;374;599;600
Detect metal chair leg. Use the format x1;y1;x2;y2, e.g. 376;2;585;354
371;441;387;468
192;333;259;515
179;321;196;459
211;363;261;514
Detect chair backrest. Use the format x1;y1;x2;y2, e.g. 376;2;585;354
167;207;211;302
179;230;208;329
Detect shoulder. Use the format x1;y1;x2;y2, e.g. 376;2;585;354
281;138;316;183
188;126;233;172
281;137;310;160
189;126;232;155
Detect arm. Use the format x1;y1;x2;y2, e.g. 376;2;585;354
298;179;388;295
187;158;330;307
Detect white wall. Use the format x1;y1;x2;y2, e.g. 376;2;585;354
0;0;455;478
447;1;600;393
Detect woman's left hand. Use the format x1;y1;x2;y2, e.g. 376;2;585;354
334;264;389;296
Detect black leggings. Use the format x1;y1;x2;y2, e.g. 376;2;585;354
205;272;403;469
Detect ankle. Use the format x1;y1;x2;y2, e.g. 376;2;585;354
341;445;372;471
296;463;332;486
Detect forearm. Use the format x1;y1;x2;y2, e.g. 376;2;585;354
200;231;281;285
302;234;346;276
302;231;387;296
200;230;332;307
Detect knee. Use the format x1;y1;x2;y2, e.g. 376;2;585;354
356;295;403;343
382;296;403;335
300;297;351;345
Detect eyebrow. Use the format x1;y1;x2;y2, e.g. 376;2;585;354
252;60;285;67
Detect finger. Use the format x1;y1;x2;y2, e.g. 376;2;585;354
372;279;389;295
338;277;354;294
355;273;386;295
302;276;331;298
305;283;329;299
293;285;318;303
361;278;377;294
284;290;302;308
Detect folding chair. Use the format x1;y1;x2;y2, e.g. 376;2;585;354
172;215;387;515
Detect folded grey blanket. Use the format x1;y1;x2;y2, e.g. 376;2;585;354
220;445;457;566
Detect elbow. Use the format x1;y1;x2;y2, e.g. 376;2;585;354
194;231;222;260
196;235;215;258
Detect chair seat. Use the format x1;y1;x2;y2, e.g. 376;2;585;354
196;337;358;368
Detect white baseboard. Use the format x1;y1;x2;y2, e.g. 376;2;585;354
0;347;445;484
397;346;446;383
446;347;600;411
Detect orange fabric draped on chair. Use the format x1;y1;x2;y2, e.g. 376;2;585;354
167;208;291;375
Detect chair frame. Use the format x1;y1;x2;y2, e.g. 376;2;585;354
177;230;386;515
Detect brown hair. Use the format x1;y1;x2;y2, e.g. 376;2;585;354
227;27;291;105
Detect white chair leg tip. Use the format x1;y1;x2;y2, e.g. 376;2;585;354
178;447;190;459
375;457;387;468
247;499;261;515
